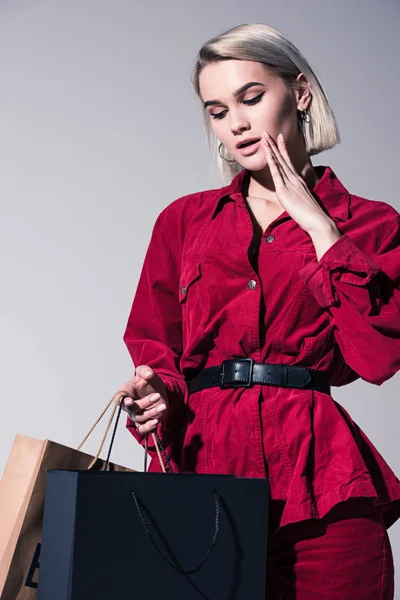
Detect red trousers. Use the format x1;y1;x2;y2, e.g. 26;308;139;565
266;499;394;599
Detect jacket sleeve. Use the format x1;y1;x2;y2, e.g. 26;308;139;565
123;209;187;470
298;216;400;385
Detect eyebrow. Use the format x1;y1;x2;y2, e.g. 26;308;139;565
203;81;266;109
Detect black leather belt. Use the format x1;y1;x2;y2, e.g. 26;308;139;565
187;359;331;395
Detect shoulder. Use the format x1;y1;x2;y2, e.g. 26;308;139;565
149;183;225;257
154;183;224;233
161;184;223;222
350;192;399;220
348;192;400;248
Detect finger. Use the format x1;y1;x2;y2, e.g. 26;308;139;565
262;134;284;177
137;419;159;435
113;390;136;407
134;403;167;424
263;132;290;181
132;366;161;399
136;365;156;383
121;397;143;415
277;133;296;173
126;392;162;412
262;137;285;186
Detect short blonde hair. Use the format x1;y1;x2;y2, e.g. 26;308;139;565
191;23;340;184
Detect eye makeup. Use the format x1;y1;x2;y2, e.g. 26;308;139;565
209;92;265;120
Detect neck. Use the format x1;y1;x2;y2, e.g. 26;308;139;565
244;148;320;204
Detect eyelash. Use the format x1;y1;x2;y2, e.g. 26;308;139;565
209;92;265;120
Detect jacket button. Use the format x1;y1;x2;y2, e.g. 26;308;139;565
265;235;275;243
181;285;187;296
248;279;257;290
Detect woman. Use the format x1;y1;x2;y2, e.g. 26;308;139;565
115;24;400;598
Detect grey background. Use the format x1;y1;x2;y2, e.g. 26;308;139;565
0;0;399;593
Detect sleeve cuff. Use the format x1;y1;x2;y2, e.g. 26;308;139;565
299;233;381;308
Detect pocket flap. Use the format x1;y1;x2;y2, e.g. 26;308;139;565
179;262;201;303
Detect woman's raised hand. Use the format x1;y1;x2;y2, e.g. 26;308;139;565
114;365;169;434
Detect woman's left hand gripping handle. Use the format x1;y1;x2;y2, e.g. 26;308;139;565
114;365;169;435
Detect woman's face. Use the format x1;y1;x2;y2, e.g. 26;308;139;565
199;59;310;170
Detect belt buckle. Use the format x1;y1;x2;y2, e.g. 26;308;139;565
220;358;254;389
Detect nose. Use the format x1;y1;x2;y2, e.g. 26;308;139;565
229;109;250;136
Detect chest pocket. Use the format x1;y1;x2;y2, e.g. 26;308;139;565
179;262;202;304
178;261;204;346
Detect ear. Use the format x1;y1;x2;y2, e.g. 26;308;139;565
295;72;312;112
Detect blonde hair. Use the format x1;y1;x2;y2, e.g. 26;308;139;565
191;23;340;184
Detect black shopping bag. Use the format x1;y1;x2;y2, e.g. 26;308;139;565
38;470;269;600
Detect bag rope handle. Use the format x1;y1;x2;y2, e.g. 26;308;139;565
130;489;221;574
76;392;166;472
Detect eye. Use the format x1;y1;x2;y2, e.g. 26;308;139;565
210;92;265;120
210;111;227;121
243;92;265;106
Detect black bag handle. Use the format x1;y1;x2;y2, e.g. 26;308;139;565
130;489;221;574
104;396;173;473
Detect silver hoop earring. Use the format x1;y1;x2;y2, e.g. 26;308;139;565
218;142;236;163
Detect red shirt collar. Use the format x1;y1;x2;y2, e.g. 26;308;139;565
211;166;351;222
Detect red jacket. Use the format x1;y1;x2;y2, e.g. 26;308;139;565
123;165;400;531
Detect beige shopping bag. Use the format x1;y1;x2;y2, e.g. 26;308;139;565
0;394;142;600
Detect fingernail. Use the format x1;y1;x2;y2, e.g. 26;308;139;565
150;393;160;402
278;133;284;141
264;131;269;138
150;419;159;426
156;404;166;413
144;370;152;378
